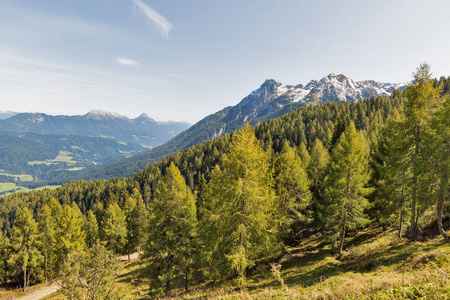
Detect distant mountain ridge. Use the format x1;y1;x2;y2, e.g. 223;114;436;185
54;73;405;182
0;111;18;120
0;110;190;148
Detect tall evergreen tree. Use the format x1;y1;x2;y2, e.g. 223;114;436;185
425;96;450;239
38;203;56;282
403;63;442;239
102;203;127;254
205;124;277;287
0;231;10;285
373;111;411;238
84;210;99;249
323;121;372;255
55;202;86;266
124;189;148;260
274;141;311;252
308;139;330;228
8;207;43;291
58;242;122;300
297;142;311;168
142;162;197;296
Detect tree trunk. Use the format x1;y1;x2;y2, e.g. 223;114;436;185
24;267;27;292
338;213;347;256
410;196;416;239
437;186;448;239
415;205;420;238
185;271;189;292
339;171;350;256
410;125;420;240
164;279;170;296
399;181;405;240
45;246;48;283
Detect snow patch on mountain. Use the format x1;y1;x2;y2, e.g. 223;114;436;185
85;110;130;120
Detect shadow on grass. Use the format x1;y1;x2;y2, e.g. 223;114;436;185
247;228;449;293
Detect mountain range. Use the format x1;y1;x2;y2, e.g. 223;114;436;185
52;73;405;182
0;110;190;148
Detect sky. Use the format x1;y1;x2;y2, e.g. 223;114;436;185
1;0;450;123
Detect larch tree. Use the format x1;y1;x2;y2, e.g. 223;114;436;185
374;110;411;239
403;63;442;239
426;95;450;239
38;203;56;282
142;162;197;296
102;203;127;254
205;124;277;288
307;139;330;228
297;142;311;168
84;210;99;249
8;207;43;291
58;242;122;300
0;230;10;285
55;202;86;263
274;141;311;254
124;189;148;260
323;121;372;255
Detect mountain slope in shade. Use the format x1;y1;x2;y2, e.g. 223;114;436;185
54;73;405;182
0;110;190;148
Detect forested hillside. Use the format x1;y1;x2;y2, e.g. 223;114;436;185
0;65;449;298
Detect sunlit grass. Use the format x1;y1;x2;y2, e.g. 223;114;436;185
19;226;450;300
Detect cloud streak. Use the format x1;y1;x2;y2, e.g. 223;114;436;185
115;57;140;67
131;0;173;38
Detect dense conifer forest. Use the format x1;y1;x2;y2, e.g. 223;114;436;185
0;64;449;298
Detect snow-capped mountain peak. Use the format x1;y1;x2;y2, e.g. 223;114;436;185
225;73;405;127
85;109;129;120
135;113;158;124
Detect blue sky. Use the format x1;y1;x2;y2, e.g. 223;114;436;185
1;0;450;123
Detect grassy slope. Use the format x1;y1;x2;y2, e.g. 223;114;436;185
8;226;449;300
99;229;450;299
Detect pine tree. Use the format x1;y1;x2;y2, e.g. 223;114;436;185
8;207;43;291
84;210;99;248
297;142;311;168
102;203;127;254
274;141;311;252
323;121;372;255
426;96;450;239
373;111;411;238
205;124;277;287
0;231;10;285
38;203;56;282
55;202;86;266
58;242;122;300
124;189;148;260
142;162;197;296
308;139;330;228
403;63;442;239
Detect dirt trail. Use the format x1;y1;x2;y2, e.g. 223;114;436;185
12;253;139;300
15;284;59;300
117;252;139;261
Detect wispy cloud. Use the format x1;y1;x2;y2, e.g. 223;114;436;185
115;57;140;67
131;0;173;38
165;73;182;78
